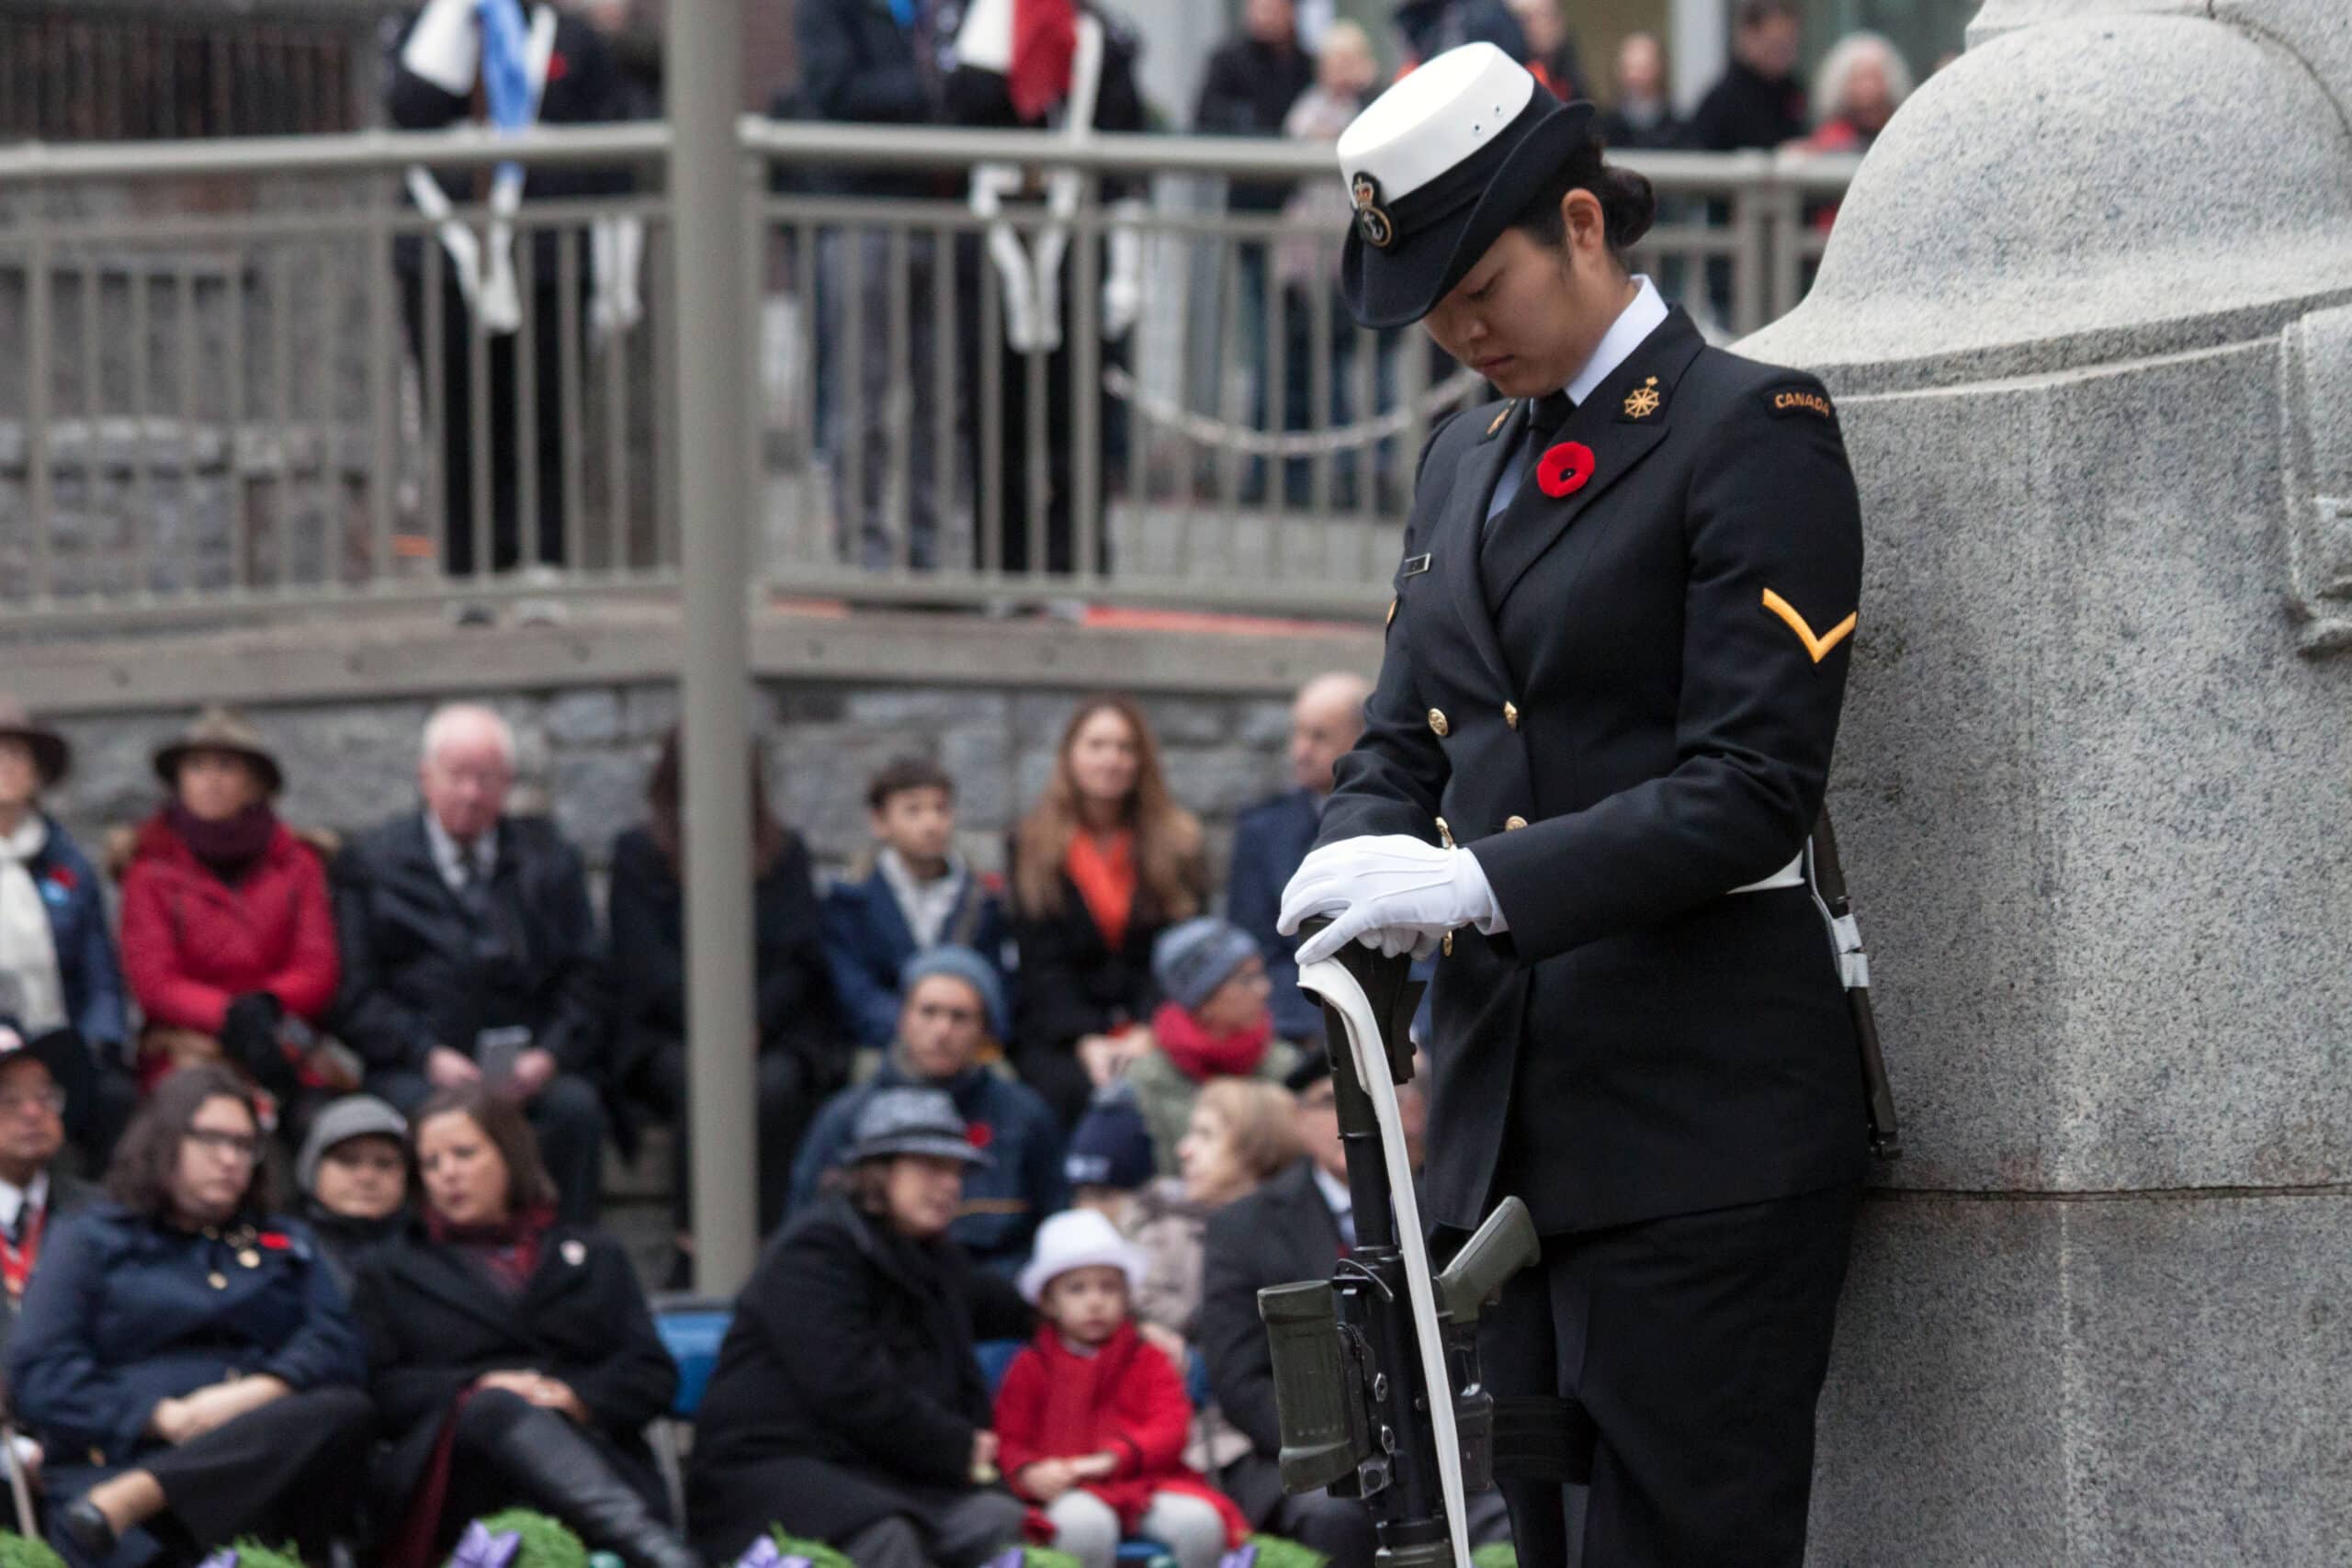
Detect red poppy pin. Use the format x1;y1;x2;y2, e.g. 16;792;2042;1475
547;53;569;84
967;1122;994;1150
1537;441;1596;499
257;1232;291;1250
44;866;74;892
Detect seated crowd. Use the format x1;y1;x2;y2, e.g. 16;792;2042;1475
0;671;1479;1568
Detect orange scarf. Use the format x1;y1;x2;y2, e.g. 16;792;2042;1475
1066;829;1136;953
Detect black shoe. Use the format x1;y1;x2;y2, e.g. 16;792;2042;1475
491;1404;703;1568
57;1500;119;1561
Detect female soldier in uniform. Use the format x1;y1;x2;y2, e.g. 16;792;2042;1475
1278;43;1868;1568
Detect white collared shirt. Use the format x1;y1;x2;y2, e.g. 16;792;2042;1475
0;1171;51;1239
1312;1163;1357;1248
876;847;968;952
1488;275;1670;519
424;810;497;894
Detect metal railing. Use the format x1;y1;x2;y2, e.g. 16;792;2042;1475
0;120;1857;629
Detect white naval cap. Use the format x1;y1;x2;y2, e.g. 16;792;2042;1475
1333;43;1594;330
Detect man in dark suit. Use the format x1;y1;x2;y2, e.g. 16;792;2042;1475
1228;673;1373;1044
1279;45;1867;1567
332;705;608;1224
0;1021;98;1373
1198;1057;1374;1568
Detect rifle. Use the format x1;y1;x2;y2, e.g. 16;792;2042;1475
1258;922;1539;1568
1811;809;1902;1161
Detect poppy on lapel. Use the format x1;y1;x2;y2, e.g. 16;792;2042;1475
1537;441;1595;498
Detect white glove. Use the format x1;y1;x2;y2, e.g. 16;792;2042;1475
402;0;483;96
1278;834;1507;968
590;217;646;342
1102;199;1146;342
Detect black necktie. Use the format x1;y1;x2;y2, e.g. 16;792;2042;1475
1486;390;1577;544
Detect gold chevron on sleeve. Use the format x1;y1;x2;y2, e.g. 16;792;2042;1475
1760;588;1858;664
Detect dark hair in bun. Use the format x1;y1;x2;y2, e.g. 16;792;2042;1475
1509;137;1657;267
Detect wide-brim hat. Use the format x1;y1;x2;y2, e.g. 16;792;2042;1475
848;1086;993;1168
153;705;284;796
1017;1207;1148;1306
1338;43;1597;330
0;1021;95;1136
0;696;70;789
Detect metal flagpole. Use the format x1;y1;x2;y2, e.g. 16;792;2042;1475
667;0;757;1294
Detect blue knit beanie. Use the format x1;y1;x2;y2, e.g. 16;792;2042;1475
1152;917;1262;1013
900;945;1009;1041
1065;1093;1157;1192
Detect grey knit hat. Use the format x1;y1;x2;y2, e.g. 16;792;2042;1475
1152;917;1262;1013
296;1095;410;1194
900;946;1008;1041
848;1087;991;1168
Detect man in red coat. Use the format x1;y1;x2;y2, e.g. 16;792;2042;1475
995;1210;1248;1568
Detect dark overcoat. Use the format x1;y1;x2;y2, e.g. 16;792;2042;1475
686;1194;1028;1554
351;1221;678;1510
1319;306;1869;1235
6;1202;364;1490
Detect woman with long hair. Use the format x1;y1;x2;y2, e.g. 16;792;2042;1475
608;726;836;1266
355;1085;693;1568
1008;696;1206;1126
8;1064;373;1567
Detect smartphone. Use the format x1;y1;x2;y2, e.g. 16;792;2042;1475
475;1025;534;1085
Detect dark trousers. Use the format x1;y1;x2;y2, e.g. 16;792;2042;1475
1010;1041;1092;1132
429;1389;670;1538
971;256;1121;580
371;1066;606;1225
1481;1184;1860;1568
643;1041;813;1236
399;264;580;577
54;1386;376;1568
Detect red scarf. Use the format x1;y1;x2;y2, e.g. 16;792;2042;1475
1150;1001;1272;1083
426;1201;555;1295
1066;829;1136;953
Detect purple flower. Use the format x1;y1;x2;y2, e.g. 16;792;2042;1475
736;1540;810;1568
196;1552;239;1568
448;1521;524;1568
1217;1548;1260;1568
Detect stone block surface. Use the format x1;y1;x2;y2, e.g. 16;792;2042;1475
1808;1193;2352;1565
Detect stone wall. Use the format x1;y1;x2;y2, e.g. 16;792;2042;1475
39;679;1300;899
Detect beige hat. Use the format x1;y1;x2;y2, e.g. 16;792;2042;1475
153;706;285;796
0;695;70;788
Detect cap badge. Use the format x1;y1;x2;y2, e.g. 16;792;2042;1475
1536;441;1596;499
1623;378;1661;420
1351;174;1395;250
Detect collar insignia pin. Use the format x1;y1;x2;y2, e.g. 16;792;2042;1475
1623;377;1662;420
1350;174;1395;250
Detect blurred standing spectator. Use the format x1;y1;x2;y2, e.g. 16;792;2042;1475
1227;672;1370;1043
946;0;1148;581
790;951;1066;1275
11;1066;373;1568
794;0;963;572
0;696;134;1171
1506;0;1587;100
1804;31;1911;152
1125;919;1297;1174
1592;30;1683;150
119;709;344;1117
1273;24;1382;505
356;1087;694;1568
1390;0;1526;71
1009;697;1207;1127
823;757;1012;1055
608;728;836;1265
0;1024;99;1371
1685;0;1808;150
1196;0;1317;476
688;1088;1031;1567
294;1094;410;1295
331;704;608;1224
388;0;635;578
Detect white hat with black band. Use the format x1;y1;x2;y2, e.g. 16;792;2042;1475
1336;43;1597;330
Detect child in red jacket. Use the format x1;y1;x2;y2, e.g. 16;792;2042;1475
998;1209;1250;1568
